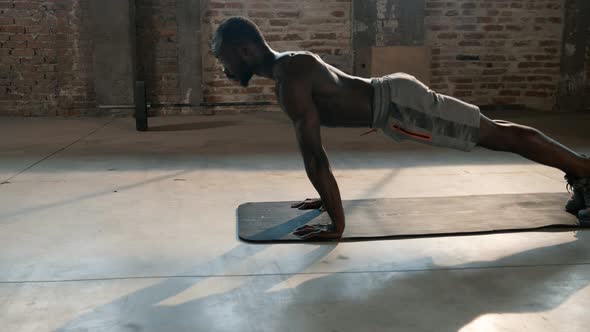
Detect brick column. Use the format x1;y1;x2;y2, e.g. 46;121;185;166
89;0;136;114
177;0;202;106
557;0;590;110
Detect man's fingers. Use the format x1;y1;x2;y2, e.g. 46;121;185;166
295;224;325;230
293;228;314;235
298;202;321;210
295;228;324;238
292;199;321;210
293;230;313;237
294;225;315;232
293;225;322;236
294;225;321;233
294;229;341;240
293;224;333;238
306;230;342;240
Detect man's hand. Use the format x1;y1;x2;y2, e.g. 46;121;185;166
291;199;341;240
293;223;343;240
291;198;325;211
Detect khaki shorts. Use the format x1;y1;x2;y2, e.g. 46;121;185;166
371;73;481;152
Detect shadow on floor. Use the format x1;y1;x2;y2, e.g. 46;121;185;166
54;231;590;332
0;170;192;221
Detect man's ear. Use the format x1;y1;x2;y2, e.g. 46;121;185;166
238;45;250;58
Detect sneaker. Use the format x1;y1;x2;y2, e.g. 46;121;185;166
565;174;586;215
565;175;590;224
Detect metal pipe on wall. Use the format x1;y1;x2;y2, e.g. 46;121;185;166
98;101;276;109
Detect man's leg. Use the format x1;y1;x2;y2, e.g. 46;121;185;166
477;115;590;177
477;114;590;221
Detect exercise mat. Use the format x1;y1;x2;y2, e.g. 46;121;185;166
237;193;588;242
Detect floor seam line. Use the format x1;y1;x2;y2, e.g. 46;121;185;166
2;261;590;284
0;118;116;184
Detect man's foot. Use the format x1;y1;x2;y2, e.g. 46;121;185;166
565;175;590;224
565;174;586;215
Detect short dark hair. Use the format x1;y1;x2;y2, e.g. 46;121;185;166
211;17;265;56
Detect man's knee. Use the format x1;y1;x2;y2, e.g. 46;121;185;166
490;120;539;149
479;117;533;150
502;122;538;142
478;117;507;150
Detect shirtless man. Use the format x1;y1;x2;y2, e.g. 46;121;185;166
212;17;590;240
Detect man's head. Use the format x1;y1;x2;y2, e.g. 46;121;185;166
212;17;267;87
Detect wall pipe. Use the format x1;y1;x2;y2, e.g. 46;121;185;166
97;101;276;109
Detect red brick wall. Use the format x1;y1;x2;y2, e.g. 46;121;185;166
201;0;353;107
424;0;564;111
1;0;586;116
0;0;94;116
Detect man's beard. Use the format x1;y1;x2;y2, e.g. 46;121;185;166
239;70;254;87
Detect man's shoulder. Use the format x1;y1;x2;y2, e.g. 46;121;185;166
274;52;322;119
275;51;321;82
287;51;320;68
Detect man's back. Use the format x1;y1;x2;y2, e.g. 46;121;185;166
272;52;374;128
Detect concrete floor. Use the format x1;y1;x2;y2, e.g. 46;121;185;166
1;111;590;332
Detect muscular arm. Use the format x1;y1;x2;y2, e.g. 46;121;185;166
294;106;345;234
278;65;345;236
